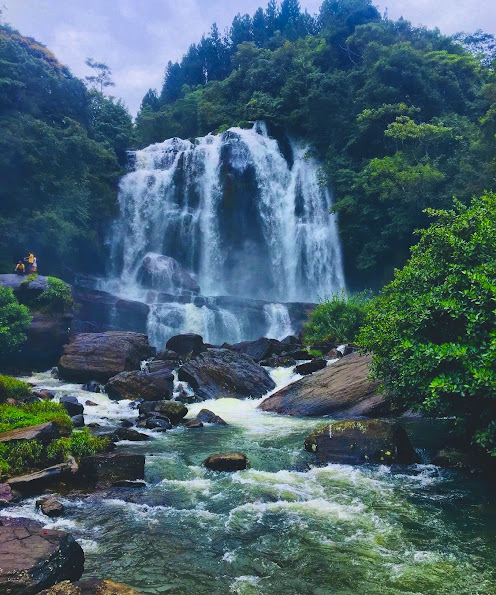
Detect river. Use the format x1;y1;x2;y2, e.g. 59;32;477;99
2;368;496;595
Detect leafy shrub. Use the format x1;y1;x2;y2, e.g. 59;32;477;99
304;291;372;345
0;375;32;403
35;276;73;314
0;286;31;356
0;440;43;475
47;428;109;462
358;193;496;454
0;400;72;434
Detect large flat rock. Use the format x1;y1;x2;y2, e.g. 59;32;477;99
178;348;275;400
0;524;84;595
105;368;174;401
258;353;383;416
0;422;59;445
7;463;75;495
58;332;153;383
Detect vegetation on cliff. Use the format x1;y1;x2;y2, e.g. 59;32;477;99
0;287;32;357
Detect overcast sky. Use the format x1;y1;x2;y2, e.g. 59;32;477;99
3;0;495;116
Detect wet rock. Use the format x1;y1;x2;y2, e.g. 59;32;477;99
77;454;145;485
432;448;472;471
138;252;200;295
111;480;146;489
114;428;151;442
0;524;84;594
259;353;384;417
281;335;301;346
85;400;98;406
0;422;60;446
58;331;153;383
0;517;43;528
304;419;418;465
178;348;275;401
36;578;141;595
0;483;14;506
259;355;297;368
165;334;205;357
60;396;84;417
7;463;75;496
87;422;100;428
144;360;175;374
295;359;327;375
71;414;85;428
33;390;55;401
145;417;172;431
230;337;285;362
184;418;203;428
82;381;101;393
105;368;174;401
287;349;312;360
155;349;181;365
120;419;133;428
204;453;248;471
138;400;188;424
37;497;65;518
196;409;227;426
336;344;354;357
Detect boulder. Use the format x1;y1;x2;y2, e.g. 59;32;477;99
184;418;203;428
85;400;98;406
258;353;384;417
58;332;153;383
0;483;14;506
138;400;187;424
304;419;418;465
204;453;248;471
178;348;275;401
82;381;101;393
295;359;327;375
259;356;296;368
230;337;285;362
336;344;354;357
0;422;60;446
432;448;472;471
145;418;171;431
287;349;312;360
114;428;151;442
105;369;174;401
33;390;55;401
37;497;65;518
60;396;84;417
165;334;205;357
7;463;75;496
196;409;227;426
77;454;145;485
36;578;141;595
281;335;301;346
155;350;181;365
137;252;200;295
71;415;85;428
0;524;84;595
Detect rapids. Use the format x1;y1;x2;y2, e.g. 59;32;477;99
3;369;496;595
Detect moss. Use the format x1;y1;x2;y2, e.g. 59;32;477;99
0;375;33;403
21;272;38;285
0;400;72;434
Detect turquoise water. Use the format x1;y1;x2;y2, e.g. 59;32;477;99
4;372;496;595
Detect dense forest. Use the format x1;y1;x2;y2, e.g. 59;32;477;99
0;0;494;286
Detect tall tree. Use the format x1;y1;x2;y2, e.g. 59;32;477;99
84;58;115;94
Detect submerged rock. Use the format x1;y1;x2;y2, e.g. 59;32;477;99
58;332;153;383
178;348;275;401
0;524;84;595
304;419;418;465
204;453;248;471
77;454;145;485
37;579;141;595
37;497;65;518
114;428;151;442
184;418;203;428
259;353;384;417
105;368;174;401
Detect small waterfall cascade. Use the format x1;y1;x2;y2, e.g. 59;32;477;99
102;122;345;347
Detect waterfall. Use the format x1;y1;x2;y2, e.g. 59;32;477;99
105;122;345;347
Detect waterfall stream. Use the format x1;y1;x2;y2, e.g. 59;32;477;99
102;122;345;347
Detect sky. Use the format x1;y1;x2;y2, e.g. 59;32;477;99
3;0;495;116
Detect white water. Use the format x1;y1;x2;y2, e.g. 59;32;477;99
99;122;345;347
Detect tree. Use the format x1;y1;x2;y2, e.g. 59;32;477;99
0;287;31;357
84;58;115;94
230;13;253;49
358;193;496;455
141;88;160;112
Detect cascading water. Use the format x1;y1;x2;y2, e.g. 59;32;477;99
104;122;345;346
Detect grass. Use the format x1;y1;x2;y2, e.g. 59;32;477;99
0;375;32;403
0;400;72;434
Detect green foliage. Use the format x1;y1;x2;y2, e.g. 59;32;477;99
0;287;31;357
0;440;43;475
47;428;109;461
36;277;73;314
0;400;72;434
304;291;372;344
358;193;496;455
0;375;32;403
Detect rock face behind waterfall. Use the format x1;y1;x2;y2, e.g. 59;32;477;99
137;253;200;295
259;353;384;416
178;348;276;400
58;332;153;383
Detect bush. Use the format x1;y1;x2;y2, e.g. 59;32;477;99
0;400;72;434
0;375;33;403
35;276;73;314
304;291;372;345
358;193;496;454
0;286;32;356
47;428;109;462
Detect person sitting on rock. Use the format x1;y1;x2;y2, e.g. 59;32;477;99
14;260;25;275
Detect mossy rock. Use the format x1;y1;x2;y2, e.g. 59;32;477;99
304;419;418;465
